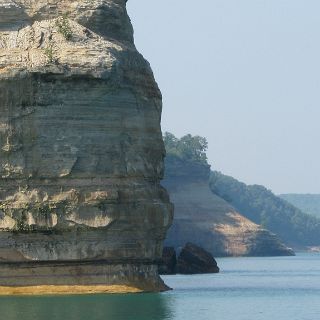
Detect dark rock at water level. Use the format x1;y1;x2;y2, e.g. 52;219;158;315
177;243;220;274
0;0;173;293
159;247;177;275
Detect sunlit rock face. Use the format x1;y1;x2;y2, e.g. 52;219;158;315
0;0;173;291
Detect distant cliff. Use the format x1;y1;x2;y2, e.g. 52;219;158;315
211;172;320;247
162;133;293;257
0;0;173;293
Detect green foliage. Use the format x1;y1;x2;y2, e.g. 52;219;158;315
279;194;320;218
210;171;320;246
163;132;208;164
56;13;72;40
16;218;34;233
44;42;55;63
0;199;57;233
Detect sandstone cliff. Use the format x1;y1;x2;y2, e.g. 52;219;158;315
162;161;294;257
0;0;173;293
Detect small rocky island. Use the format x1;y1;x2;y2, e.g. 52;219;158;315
0;0;173;294
159;243;220;275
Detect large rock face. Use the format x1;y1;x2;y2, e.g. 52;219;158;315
162;162;294;257
0;0;173;292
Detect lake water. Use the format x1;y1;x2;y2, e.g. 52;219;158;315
0;253;319;320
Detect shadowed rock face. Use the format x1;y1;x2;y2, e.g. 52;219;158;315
159;247;177;275
177;243;219;275
0;0;173;291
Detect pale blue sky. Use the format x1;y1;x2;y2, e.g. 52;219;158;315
127;0;320;194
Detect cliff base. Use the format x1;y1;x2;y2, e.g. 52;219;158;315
0;261;169;295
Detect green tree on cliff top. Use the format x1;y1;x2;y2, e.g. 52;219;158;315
163;132;208;164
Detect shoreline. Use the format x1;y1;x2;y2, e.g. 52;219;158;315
0;285;144;296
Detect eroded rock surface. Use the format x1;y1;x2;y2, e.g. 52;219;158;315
0;0;173;291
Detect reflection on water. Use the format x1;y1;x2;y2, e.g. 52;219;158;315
2;255;320;320
0;293;175;320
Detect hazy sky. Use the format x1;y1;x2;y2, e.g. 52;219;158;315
127;0;320;194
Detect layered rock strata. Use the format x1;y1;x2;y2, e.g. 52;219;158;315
162;162;294;257
0;0;173;292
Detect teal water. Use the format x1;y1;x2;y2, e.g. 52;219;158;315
0;253;319;320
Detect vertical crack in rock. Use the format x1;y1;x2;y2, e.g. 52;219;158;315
0;0;173;293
